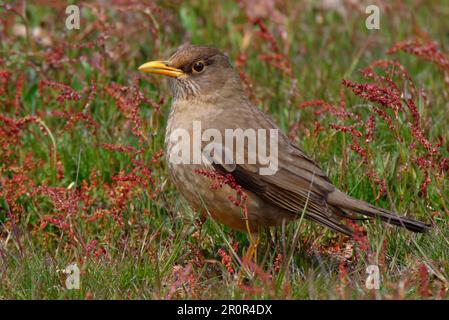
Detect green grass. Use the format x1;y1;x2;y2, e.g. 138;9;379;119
0;1;448;299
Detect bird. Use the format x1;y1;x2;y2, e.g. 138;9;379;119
138;45;430;256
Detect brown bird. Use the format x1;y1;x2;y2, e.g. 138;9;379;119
138;45;430;251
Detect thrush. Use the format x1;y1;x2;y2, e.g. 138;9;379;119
139;45;430;240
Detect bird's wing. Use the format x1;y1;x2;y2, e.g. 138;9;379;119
213;161;353;236
209;103;353;235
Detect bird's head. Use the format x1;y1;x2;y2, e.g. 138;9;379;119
138;45;243;101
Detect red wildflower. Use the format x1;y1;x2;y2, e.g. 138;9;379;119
218;248;234;274
273;253;282;273
388;39;449;72
418;263;431;298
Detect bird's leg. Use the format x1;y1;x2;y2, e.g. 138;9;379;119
236;232;260;284
244;232;260;265
193;211;207;250
268;227;277;252
198;211;207;239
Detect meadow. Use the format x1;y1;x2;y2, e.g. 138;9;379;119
0;0;448;299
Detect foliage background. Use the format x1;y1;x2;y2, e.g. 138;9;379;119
0;0;448;299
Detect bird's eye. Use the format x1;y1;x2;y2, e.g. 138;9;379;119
192;61;205;73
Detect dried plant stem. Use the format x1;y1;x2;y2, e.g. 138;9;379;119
35;117;57;182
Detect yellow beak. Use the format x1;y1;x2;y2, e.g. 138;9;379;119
138;60;184;78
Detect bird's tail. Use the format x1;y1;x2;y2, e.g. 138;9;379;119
327;190;431;233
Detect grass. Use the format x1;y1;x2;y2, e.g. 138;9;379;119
0;0;448;299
